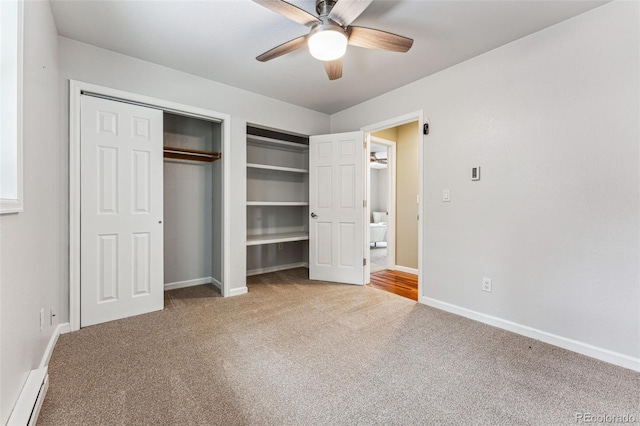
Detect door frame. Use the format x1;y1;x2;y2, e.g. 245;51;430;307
361;110;424;299
368;136;396;272
69;80;232;331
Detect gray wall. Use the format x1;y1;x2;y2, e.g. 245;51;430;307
376;168;388;213
369;168;378;218
0;2;60;422
370;168;389;217
331;1;639;359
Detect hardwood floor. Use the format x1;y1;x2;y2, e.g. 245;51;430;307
368;269;418;301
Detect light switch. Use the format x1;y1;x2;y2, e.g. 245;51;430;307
443;189;450;202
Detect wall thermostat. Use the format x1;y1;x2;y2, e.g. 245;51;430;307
471;166;481;181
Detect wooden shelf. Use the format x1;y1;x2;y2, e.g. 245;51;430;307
247;163;308;173
247;201;309;206
247;135;309;151
246;232;309;246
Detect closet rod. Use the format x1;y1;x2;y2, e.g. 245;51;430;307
163;146;222;162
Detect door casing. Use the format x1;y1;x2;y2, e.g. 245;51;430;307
361;111;424;297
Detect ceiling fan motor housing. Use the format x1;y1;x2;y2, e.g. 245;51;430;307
316;0;338;17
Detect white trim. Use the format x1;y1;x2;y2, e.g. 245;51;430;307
0;0;24;214
30;374;48;426
222;116;232;297
69;80;232;331
39;323;70;369
229;287;249;297
361;111;424;298
395;265;419;275
210;277;222;290
7;367;48;426
422;296;640;372
164;277;212;291
246;262;309;277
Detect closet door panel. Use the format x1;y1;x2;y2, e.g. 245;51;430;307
81;95;164;327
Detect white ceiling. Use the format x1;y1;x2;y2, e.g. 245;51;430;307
50;0;608;114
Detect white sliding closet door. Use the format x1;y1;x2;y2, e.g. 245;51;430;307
80;95;164;327
309;131;366;285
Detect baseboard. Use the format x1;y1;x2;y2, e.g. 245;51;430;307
210;277;222;290
421;296;640;372
7;367;49;426
39;322;70;369
246;262;309;277
229;286;248;297
164;277;211;291
395;265;418;275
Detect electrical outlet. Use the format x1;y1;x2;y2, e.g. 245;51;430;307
40;309;45;330
482;277;492;293
277;243;284;251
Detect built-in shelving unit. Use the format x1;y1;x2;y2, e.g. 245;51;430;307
246;126;310;276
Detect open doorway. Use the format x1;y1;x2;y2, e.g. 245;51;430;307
364;115;422;301
368;137;394;273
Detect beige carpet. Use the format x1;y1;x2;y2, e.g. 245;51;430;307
39;268;638;425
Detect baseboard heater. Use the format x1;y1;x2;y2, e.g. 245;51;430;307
7;367;49;426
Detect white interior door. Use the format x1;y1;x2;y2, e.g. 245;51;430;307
80;95;164;327
309;131;366;285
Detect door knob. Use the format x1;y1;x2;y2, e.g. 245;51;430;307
310;212;318;218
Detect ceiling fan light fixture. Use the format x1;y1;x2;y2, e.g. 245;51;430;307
308;26;348;61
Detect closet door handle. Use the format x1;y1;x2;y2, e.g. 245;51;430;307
159;220;162;224
310;212;317;218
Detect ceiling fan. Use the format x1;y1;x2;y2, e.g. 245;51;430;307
252;0;414;80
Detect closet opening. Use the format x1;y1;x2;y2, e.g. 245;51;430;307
69;80;232;331
163;113;224;295
245;125;310;277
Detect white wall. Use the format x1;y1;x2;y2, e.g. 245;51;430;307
57;37;331;321
331;1;640;361
0;1;60;422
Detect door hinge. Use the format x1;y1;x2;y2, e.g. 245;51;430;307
363;258;367;266
363;139;367;149
363;199;366;208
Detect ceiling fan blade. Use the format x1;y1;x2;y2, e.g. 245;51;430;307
252;0;321;27
347;26;413;53
257;35;308;62
323;59;343;80
328;0;372;27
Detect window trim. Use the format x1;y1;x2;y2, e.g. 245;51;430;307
0;0;24;214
